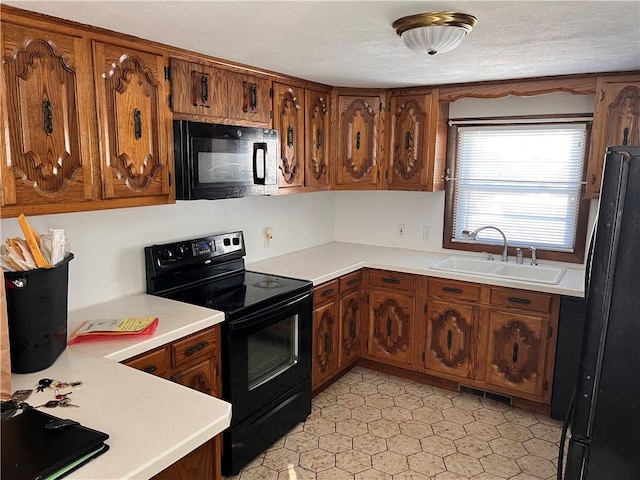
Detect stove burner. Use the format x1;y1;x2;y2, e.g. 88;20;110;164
255;280;281;289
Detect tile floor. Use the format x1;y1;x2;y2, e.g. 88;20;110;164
224;366;565;480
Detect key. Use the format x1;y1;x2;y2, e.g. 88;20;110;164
59;398;79;408
54;389;72;400
36;379;53;393
35;400;61;409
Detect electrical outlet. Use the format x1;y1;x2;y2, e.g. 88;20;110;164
263;227;273;247
423;225;431;241
397;224;406;238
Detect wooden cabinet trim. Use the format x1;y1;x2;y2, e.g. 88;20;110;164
428;278;481;302
339;271;362;294
313;280;340;306
368;269;416;292
171;327;219;369
490;287;552;314
124;345;171;377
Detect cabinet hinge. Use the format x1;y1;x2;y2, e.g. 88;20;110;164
168;172;172;187
600;89;605;101
544;380;549;391
423;304;427;315
164;66;171;81
385;170;388;180
270;111;273;119
548;325;553;338
422;352;425;362
168;94;173;109
379;102;383;112
387;102;391;112
269;88;274;98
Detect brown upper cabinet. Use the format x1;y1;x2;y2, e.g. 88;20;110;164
169;58;226;119
332;92;385;189
169;57;272;128
92;41;172;201
585;75;640;199
274;84;332;191
304;88;331;190
0;10;174;218
1;22;96;214
273;83;305;188
387;92;449;191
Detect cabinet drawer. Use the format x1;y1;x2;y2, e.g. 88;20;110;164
314;280;340;305
125;346;171;378
340;271;362;294
171;327;219;369
428;278;481;302
369;270;415;292
490;288;552;314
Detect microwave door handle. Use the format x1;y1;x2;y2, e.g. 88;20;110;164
253;142;267;185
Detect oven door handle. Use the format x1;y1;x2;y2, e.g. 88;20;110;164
229;293;311;332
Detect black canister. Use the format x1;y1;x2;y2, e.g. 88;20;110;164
4;253;74;373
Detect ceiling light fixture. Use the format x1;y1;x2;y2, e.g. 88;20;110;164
393;11;478;56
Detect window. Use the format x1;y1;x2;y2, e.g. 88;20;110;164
444;120;591;263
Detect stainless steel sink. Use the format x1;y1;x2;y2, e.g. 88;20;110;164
429;256;567;285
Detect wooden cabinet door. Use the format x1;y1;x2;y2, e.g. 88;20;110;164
172;358;218;397
338;290;361;370
273;83;305;188
312;301;338;390
586;77;640;199
387;93;447;191
388;95;429;190
425;300;478;381
1;23;95;214
169;58;226;118
486;310;549;397
92;41;172;200
305;88;330;188
334;95;381;189
226;71;271;126
367;290;415;368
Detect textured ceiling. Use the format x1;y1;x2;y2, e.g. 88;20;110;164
5;0;640;88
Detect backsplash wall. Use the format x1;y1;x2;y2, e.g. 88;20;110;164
0;192;334;310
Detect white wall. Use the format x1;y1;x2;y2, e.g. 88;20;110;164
0;192;334;309
334;190;447;252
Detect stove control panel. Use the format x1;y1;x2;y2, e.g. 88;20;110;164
145;231;245;269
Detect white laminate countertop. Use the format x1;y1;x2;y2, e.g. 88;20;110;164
10;293;231;480
247;242;585;297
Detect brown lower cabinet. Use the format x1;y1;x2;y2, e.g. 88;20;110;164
424;277;559;404
312;268;560;409
123;325;222;480
312;271;364;392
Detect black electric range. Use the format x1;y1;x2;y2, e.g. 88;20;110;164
144;231;313;475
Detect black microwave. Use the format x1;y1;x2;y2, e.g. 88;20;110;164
174;120;279;200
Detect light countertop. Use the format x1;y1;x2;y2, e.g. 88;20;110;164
10;293;230;480
248;242;585;297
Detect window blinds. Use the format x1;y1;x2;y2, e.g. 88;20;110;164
452;123;587;251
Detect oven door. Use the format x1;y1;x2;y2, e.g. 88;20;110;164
222;291;312;424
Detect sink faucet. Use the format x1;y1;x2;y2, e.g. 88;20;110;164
462;226;509;262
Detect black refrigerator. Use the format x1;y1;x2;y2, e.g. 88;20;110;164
561;145;640;479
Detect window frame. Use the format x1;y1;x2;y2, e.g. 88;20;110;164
443;114;592;264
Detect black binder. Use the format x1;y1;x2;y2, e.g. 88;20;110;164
2;408;109;480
